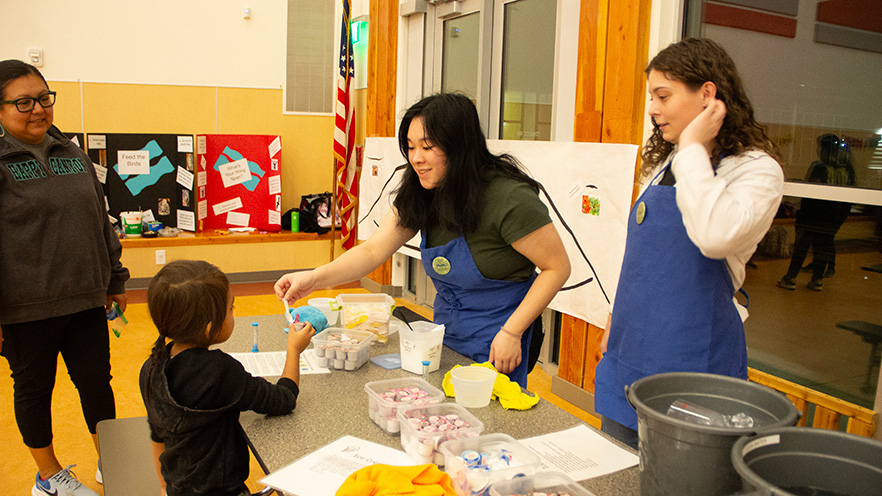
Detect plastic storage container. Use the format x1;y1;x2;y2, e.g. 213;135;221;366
489;471;595;496
440;433;541;496
397;403;484;466
337;293;396;342
310;327;373;371
364;377;445;435
399;321;445;374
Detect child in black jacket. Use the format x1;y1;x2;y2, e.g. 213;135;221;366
140;260;313;496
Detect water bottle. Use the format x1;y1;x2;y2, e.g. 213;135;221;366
106;302;128;338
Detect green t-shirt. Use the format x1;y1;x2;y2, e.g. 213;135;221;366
426;176;552;281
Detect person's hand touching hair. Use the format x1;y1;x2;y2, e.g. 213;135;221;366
679;98;726;155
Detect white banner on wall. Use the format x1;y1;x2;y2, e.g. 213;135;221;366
358;138;638;327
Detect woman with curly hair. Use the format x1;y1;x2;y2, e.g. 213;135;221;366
594;38;784;447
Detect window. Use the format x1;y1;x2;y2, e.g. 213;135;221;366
285;0;336;114
684;0;882;409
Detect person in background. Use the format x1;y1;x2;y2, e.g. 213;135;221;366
778;133;855;290
0;59;129;496
595;38;784;448
275;93;571;389
141;260;314;496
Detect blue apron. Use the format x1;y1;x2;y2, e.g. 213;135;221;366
594;163;747;430
421;233;535;388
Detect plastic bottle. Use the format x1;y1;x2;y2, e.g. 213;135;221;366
106;301;128;338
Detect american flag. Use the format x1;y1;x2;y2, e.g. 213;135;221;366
334;0;360;251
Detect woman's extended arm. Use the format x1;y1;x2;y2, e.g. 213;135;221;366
489;222;571;373
275;209;417;302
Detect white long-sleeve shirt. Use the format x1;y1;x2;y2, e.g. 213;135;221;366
634;143;784;320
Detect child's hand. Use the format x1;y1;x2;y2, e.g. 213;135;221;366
286;321;315;354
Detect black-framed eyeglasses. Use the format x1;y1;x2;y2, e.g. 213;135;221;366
0;91;56;113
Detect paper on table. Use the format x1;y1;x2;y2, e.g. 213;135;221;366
520;424;638;481
260;435;414;496
228;350;330;376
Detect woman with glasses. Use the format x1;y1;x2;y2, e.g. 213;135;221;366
0;59;129;496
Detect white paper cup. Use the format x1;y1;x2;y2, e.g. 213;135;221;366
450;367;497;408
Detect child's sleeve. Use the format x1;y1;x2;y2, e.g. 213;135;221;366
236;375;300;415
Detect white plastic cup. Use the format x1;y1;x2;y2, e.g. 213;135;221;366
399;321;445;374
450;367;497;408
308;297;340;326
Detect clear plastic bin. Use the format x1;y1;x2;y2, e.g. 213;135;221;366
336;293;396;343
397;403;484;466
310;327;373;371
440;433;541;496
364;377;445;435
488;471;596;496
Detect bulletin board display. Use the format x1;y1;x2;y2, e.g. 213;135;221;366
195;134;283;232
86;133;197;231
62;132;85;151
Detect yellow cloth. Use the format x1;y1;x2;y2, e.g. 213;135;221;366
335;464;456;496
442;362;540;410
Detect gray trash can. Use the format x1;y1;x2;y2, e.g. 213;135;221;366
626;372;798;496
732;427;882;496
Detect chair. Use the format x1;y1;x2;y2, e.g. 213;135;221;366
96;417;277;496
748;368;877;438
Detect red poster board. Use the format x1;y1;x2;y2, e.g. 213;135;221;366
196;134;282;232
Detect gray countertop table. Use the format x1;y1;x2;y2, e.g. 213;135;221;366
220;315;640;495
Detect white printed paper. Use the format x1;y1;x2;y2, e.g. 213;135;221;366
228;350;330;377
268;136;281;157
200;155;207;169
70;135;80;147
197;200;207;220
88;135;106;149
177;135;194;153
219;159;251;188
176;166;194;190
260;436;414;496
212;197;244;216
197;136;207;155
94;163;107;184
268;175;281;195
227;211;250;227
141;210;156;223
177;210;195;232
117;150;150;175
197;171;207;187
520;425;638;481
268;209;281;225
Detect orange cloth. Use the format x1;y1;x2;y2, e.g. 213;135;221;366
335;464;456;496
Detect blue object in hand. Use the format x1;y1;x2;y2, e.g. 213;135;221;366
286;306;329;333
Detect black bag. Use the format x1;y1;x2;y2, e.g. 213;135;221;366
298;192;333;234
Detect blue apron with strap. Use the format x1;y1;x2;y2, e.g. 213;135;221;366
421;233;535;388
594;162;747;430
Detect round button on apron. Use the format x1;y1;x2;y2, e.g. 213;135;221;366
432;256;451;275
636;201;646;224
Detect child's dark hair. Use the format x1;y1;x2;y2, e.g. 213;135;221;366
394;93;539;233
640;38;780;176
146;260;230;365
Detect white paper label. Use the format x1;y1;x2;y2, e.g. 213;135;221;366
197;200;207;220
117;150;150;175
268;209;281;225
88;135;106;149
741;434;780;457
177;136;194;153
197;171;207;187
226;211;250;227
268;175;281;195
176;166;194;190
177;210;196;232
70;135;80;147
268;136;281;157
218;159;251;188
197;136;207;155
94;163;107;184
212;197;244;216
